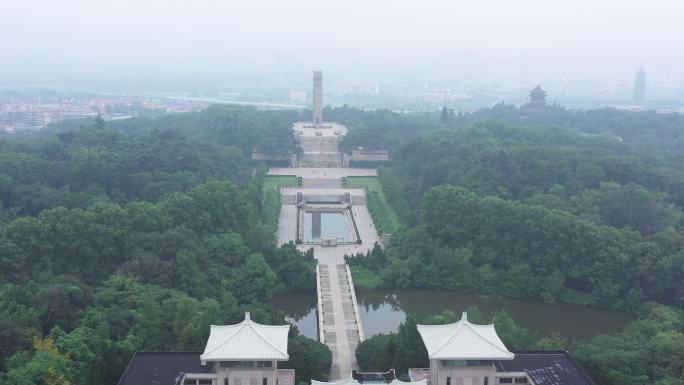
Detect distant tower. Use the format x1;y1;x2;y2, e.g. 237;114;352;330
521;85;547;116
528;85;547;108
313;70;323;125
634;67;646;105
440;94;450;125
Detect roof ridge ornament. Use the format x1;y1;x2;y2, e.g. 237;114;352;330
461;312;468;322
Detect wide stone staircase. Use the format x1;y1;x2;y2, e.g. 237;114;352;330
298;135;344;167
298;152;344;168
317;263;361;379
299;136;340;152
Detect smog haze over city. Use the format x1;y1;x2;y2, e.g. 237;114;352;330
3;0;684;79
2;0;684;111
1;0;680;74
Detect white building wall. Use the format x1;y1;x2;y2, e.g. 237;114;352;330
210;362;279;385
430;360;496;385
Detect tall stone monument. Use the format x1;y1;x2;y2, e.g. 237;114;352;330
313;70;323;125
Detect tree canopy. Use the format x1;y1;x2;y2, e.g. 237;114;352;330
0;106;326;385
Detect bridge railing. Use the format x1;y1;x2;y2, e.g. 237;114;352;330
346;264;365;342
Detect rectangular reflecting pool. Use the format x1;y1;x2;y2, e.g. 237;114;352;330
303;211;350;242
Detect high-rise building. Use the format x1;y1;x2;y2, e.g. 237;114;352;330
313;71;323;125
634;67;646;105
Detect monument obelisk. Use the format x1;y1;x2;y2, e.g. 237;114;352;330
313;70;323;125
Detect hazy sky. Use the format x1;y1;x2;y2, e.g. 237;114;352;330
2;0;683;85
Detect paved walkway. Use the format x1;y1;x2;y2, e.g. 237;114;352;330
272;121;379;380
269;167;377;178
318;264;360;379
276;190;378;380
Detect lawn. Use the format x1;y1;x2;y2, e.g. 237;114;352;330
346;176;401;233
262;175;297;196
261;175;297;233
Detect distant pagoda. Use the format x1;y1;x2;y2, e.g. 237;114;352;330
522;85;547;112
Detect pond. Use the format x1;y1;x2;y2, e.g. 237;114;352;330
269;289;635;341
303;211;350;242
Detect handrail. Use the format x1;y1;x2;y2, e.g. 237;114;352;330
346;264;365;342
316;264;325;343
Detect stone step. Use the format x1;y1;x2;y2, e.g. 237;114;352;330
302;178;343;188
298;152;344;168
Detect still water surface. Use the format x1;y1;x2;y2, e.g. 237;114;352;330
304;212;350;242
270;289;634;341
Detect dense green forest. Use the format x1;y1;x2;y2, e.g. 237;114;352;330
339;105;684;384
1;103;683;384
341;106;684;309
0;106;329;385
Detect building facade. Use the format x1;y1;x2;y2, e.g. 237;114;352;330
312;370;425;385
117;312;596;385
118;313;294;385
417;312;514;385
409;313;595;385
